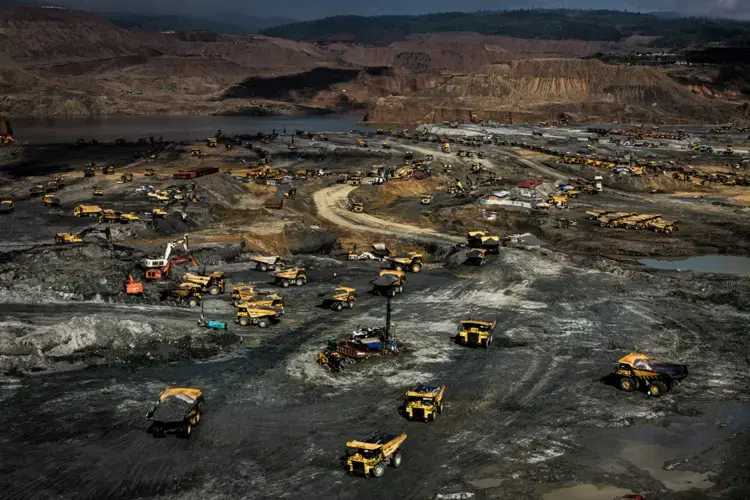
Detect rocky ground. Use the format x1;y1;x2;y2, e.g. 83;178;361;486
0;121;749;499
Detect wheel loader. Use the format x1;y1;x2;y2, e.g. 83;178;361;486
250;255;285;272
455;319;496;347
147;388;203;439
272;267;307;288
235;304;280;328
322;286;357;311
181;272;226;296
613;352;688;398
386;252;423;273
403;385;445;422
466;230;500;254
345;432;407;477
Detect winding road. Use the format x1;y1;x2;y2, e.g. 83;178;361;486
313;183;464;244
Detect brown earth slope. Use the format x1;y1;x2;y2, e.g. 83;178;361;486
368;59;748;124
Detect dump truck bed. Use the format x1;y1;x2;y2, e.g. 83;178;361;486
148;397;194;424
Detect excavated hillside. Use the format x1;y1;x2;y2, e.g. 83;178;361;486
368;59;748;124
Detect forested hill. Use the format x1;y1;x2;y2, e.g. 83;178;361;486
262;9;750;47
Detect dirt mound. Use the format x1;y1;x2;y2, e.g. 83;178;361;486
195;173;249;208
369;58;746;124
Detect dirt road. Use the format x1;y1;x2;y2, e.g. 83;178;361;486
313;183;464;244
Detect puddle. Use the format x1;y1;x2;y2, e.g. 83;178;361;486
639;255;750;277
468;477;505;489
584;403;750;492
543;484;633;500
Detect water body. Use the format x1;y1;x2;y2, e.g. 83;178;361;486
639;255;750;277
12;114;370;144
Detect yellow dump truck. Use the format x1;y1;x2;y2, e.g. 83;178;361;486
371;269;406;296
345;432;407;478
181;272;226;296
403;385;445;422
99;209;121;223
467;230;500;253
321;286;357;311
42;195;60;207
619;214;662;230
250;255;285;272
597;212;635;228
456;319;497;347
235;304;280;328
272;267;307;287
386;252;423;273
73;205;102;217
231;284;256;306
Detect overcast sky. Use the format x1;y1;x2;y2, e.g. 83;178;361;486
55;0;750;21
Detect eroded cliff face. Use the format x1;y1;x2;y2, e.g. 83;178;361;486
368;59;747;124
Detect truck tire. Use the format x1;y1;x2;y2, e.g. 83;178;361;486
209;285;221;296
152;425;165;438
258;318;270;328
282;280;290;288
238;316;249;326
188;297;199;307
372;462;386;477
296;278;305;286
392;451;402;468
333;302;343;311
619;377;636;392
179;423;192;438
428;412;436;422
258;263;268;272
347;300;354;309
394;264;403;271
438;402;444;413
647;381;667;398
411;264;421;273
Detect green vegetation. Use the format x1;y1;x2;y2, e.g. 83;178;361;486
106;13;294;35
262;9;750;48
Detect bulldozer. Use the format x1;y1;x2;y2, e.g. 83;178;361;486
345;432;407;478
420;194;433;205
321;286;357;311
272;268;307;288
349;176;361;186
456;319;496;347
351;201;364;213
235;304;280;328
467;230;500;254
386;252;423;273
73;205;102;217
181;272;225;296
403;385;445;422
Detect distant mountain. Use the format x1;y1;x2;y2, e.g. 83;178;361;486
262;9;750;47
105;12;295;34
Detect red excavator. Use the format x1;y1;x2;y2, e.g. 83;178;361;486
145;253;199;280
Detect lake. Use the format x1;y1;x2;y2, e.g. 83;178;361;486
639;255;750;277
11;115;370;144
